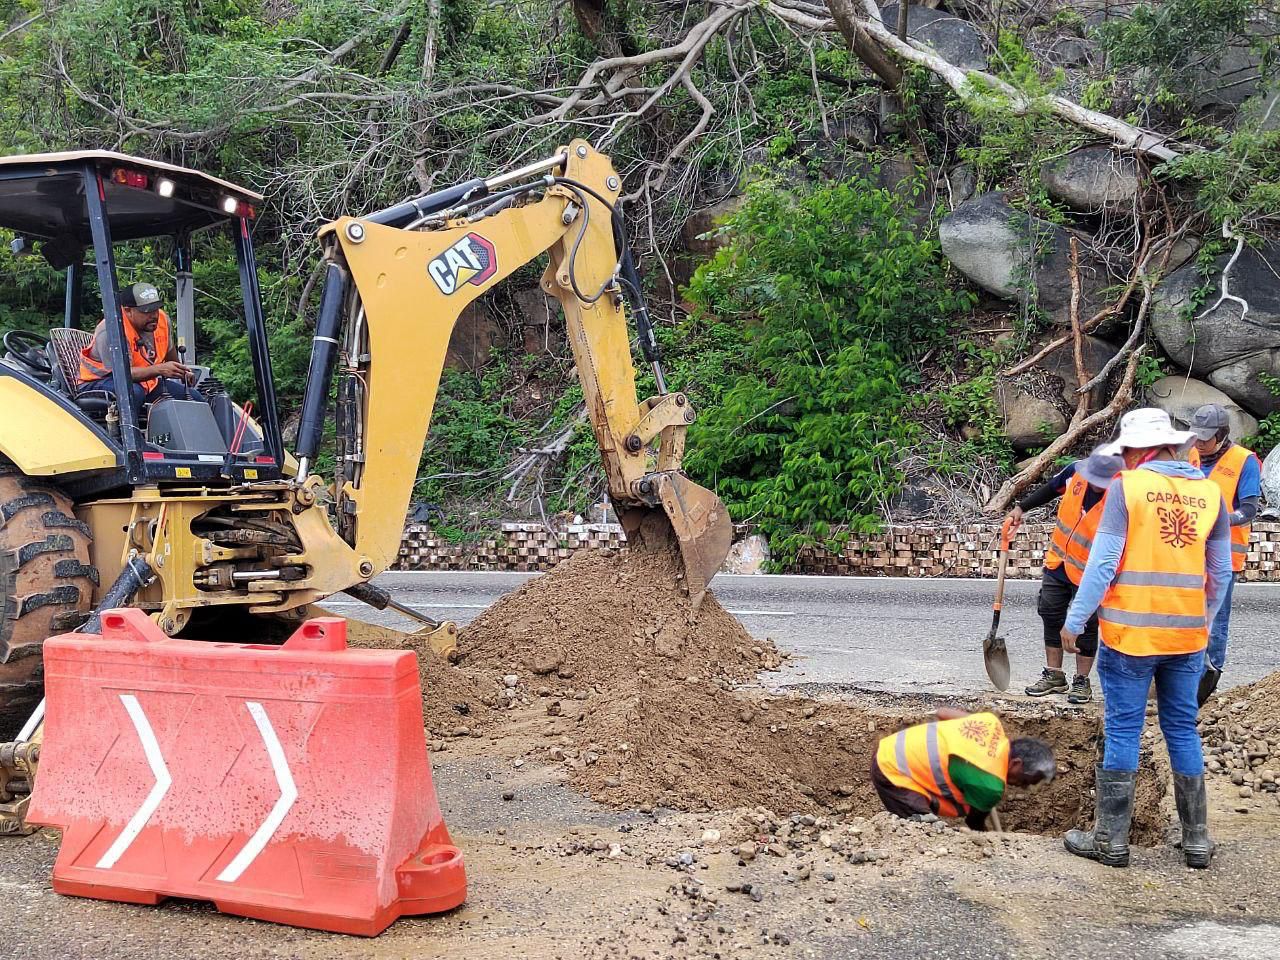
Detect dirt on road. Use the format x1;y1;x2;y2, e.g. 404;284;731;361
10;545;1274;960
346;544;1172;844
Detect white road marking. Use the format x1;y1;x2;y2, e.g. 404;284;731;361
96;694;172;870
1160;922;1280;959
216;701;297;883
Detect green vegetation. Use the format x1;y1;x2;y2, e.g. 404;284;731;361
0;0;1274;544
679;176;976;563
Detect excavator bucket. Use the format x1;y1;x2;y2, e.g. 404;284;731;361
620;473;733;604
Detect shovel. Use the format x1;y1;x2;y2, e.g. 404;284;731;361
982;516;1013;691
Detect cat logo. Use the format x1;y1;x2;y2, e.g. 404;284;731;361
428;233;498;295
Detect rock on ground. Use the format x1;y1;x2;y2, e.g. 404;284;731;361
1033;333;1123;411
681;195;746;257
1145;375;1259;440
880;4;988;71
1040;145;1140;212
1151;242;1280;416
940;191;1111;325
1264;446;1280;513
996;381;1068;451
721;534;770;575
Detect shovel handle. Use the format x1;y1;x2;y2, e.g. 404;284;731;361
992;516;1013;612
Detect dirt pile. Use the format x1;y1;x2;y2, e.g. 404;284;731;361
344;619;499;736
1199;672;1280;802
458;543;781;690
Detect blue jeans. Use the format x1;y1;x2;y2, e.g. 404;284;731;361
1097;644;1204;777
1205;573;1236;672
130;378;204;406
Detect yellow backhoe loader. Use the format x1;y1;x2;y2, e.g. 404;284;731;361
0;141;732;833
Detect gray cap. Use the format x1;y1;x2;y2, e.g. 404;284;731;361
1077;450;1125;489
1188;403;1231;441
121;281;161;313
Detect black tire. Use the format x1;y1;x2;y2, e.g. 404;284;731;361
0;466;97;739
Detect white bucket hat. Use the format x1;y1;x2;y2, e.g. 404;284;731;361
1100;408;1197;455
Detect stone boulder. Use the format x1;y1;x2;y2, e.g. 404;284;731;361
721;534;770;575
1145;375;1259;440
1040;146;1140;212
996;381;1068;451
940;191;1110;325
1263;446;1280;513
445;301;506;371
880;5;988;71
681;195;746;257
1192;37;1266;109
1151;242;1280;415
1035;333;1123;411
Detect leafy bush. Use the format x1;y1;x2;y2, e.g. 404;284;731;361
680;175;975;563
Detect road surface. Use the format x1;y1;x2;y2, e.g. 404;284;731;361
323;572;1280;695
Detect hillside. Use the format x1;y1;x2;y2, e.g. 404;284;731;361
0;0;1275;563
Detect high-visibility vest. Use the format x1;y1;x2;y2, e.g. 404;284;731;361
79;310;171;394
875;713;1009;818
1205;443;1257;573
1099;469;1222;656
1044;470;1104;585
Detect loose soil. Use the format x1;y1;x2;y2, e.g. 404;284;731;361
458;542;783;688
346;544;1168;845
343;618;499;736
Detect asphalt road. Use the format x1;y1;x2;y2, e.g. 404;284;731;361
323;572;1280;696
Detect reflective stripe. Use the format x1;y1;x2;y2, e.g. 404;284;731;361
1231;543;1248;554
926;723;960;810
894;730;909;779
1099;607;1206;629
1112;571;1205;589
1055;519;1094;551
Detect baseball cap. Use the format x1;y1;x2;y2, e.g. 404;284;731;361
1076;449;1126;489
1098;408;1197;454
1187;403;1231;441
121;282;162;313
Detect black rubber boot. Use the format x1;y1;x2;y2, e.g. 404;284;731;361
1197;666;1221;708
1173;773;1214;869
1064;767;1136;867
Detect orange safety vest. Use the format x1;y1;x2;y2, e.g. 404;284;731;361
1044;470;1105;585
875;713;1010;818
1099;468;1222;657
79;310;171;394
1205;443;1256;573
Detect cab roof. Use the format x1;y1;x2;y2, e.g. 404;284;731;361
0;150;263;243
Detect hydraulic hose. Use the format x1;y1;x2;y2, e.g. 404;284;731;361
295;263;349;471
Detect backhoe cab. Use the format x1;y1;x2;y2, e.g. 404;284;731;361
0;151;284;489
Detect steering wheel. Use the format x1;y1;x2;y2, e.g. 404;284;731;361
2;329;51;375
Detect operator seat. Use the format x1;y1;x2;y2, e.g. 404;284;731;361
46;328;113;415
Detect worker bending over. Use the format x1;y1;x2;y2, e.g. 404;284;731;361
79;281;202;407
1187;404;1261;703
1007;450;1125;704
873;708;1055;830
1061;409;1231;869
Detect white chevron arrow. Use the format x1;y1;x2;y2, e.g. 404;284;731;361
216;701;297;883
96;694;172;869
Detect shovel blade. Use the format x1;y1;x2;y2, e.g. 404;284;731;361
619;473;733;604
983;633;1011;691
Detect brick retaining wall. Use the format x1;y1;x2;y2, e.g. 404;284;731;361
395;520;1280;581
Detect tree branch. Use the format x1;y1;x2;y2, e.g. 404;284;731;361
985;346;1146;513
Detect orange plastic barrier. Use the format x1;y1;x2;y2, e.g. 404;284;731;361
27;608;465;936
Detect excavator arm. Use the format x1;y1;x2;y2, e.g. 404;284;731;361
289;141;731;601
